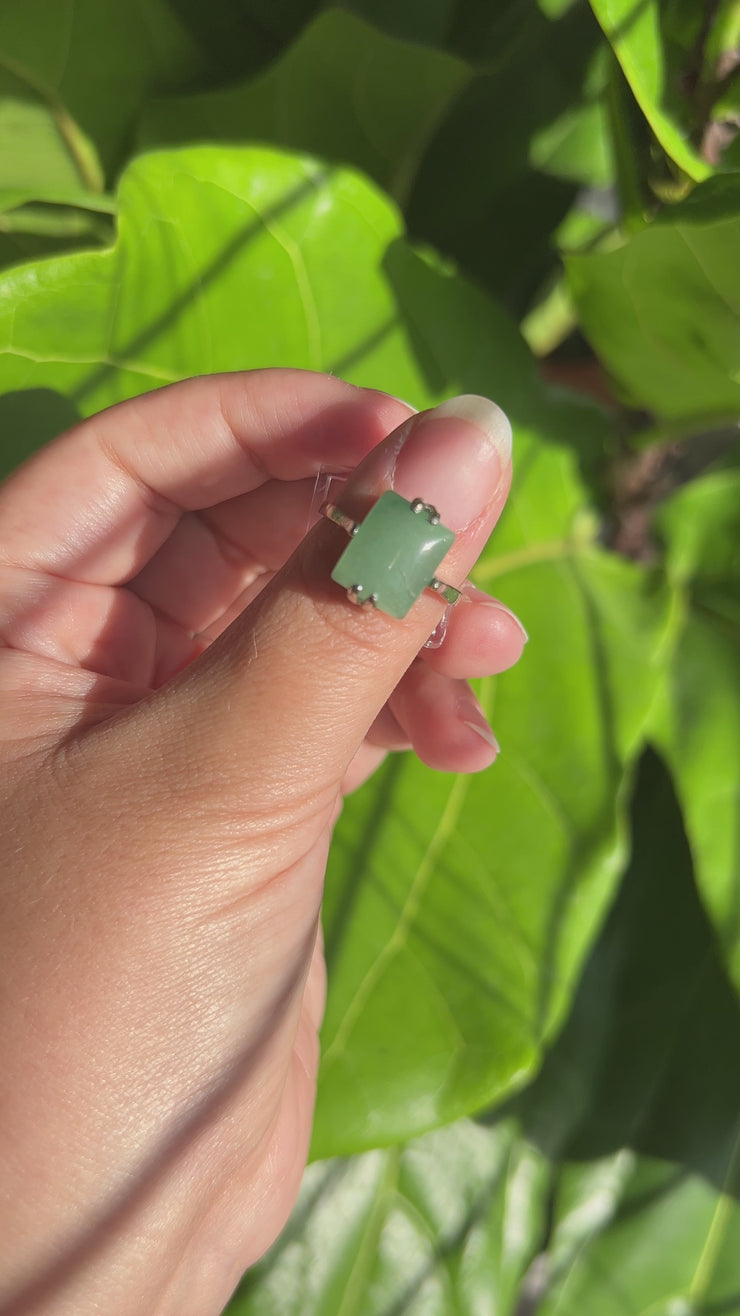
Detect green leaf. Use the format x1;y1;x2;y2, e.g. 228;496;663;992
140;10;471;206
163;0;455;71
521;751;740;1172
654;172;740;223
0;201;113;273
0;190;115;218
316;525;670;1153
0;0;215;179
0;83;103;201
0;68;114;269
651;470;740;994
543;1150;740;1314
406;0;613;314
0;147;671;1152
153;0;321;81
340;0;455;45
0;198;113;274
588;0;712;181
235;751;740;1313
0;143;543;460
567;179;740;422
522;751;740;1314
227;1118;549;1316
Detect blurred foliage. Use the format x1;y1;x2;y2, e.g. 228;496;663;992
0;1;738;1311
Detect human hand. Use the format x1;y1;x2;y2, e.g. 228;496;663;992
0;371;524;1315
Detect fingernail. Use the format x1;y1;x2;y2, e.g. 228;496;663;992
459;692;500;754
462;585;529;643
392;395;512;531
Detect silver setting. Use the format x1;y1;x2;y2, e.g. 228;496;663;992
409;498;441;526
347;584;378;609
429;578;461;606
321;501;358;536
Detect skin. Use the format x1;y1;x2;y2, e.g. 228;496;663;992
0;370;525;1315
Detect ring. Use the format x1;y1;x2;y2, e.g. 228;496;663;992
322;490;461;619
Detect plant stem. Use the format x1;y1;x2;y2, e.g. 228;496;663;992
0;51;104;193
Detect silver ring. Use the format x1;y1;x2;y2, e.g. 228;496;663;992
322;491;461;619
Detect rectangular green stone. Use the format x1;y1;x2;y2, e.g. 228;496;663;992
331;490;454;619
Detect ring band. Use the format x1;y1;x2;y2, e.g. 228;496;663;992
322;490;461;619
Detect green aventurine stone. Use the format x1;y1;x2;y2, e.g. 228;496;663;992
331;491;455;619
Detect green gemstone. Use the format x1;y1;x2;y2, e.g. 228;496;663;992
331;490;455;619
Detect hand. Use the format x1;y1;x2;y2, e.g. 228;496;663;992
0;371;523;1315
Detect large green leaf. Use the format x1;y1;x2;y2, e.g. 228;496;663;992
521;751;740;1174
543;1153;740;1315
588;0;712;181
158;0;321;81
0;142;546;462
162;0;461;78
140;9;471;205
567;178;740;423
317;529;671;1153
521;752;740;1313
338;0;455;45
651;470;740;993
406;0;612;315
227;1118;548;1315
231;751;740;1314
0;146;671;1152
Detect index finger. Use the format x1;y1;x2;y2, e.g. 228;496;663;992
0;370;410;586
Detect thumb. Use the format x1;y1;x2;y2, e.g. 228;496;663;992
122;395;512;809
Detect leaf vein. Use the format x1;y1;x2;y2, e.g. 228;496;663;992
0;345;178;383
323;773;471;1063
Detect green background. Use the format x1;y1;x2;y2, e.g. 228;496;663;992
1;1;739;1310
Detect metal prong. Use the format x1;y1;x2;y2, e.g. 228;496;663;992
410;497;441;526
347;585;378;609
428;578;461;606
323;503;359;537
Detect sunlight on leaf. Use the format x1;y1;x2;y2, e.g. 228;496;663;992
228;1119;549;1316
589;0;712;181
140;10;471;206
568;177;740;421
652;470;740;995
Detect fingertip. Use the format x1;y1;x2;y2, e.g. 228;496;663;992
459;707;500;768
380;392;418;415
411;714;499;774
364;387;418;429
423;589;528;679
389;666;500;774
